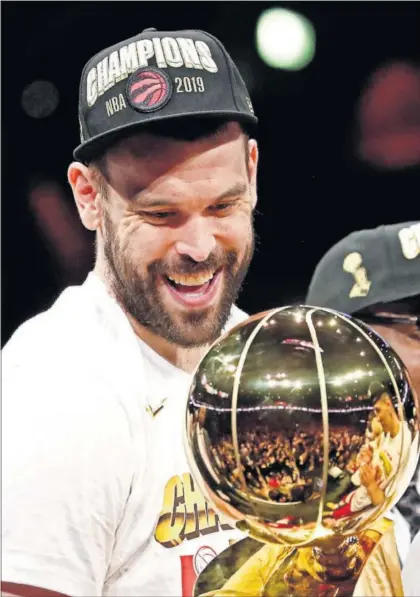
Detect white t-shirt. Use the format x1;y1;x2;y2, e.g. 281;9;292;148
2;272;247;597
403;530;420;596
349;421;412;513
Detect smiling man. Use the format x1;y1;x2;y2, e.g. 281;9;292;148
88;121;256;370
2;28;258;597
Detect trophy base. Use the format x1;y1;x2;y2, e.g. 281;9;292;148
195;517;404;597
281;517;403;597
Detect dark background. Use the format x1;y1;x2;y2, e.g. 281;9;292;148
2;1;420;346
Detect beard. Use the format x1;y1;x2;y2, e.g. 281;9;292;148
102;212;254;348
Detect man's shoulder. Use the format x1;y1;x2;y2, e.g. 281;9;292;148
403;530;420;596
3;275;149;416
2;274;126;385
3;283;92;367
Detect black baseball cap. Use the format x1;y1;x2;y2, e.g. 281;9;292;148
306;222;420;314
74;27;257;163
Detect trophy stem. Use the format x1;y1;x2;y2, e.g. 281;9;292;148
312;535;363;582
282;535;367;597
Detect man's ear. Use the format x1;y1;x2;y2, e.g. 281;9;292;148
248;139;259;210
67;162;101;231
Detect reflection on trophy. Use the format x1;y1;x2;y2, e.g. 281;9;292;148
184;306;420;597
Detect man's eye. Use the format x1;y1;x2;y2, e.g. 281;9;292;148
209;202;234;212
145;211;175;220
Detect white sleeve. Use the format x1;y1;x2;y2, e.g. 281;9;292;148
403;531;420;596
2;364;136;597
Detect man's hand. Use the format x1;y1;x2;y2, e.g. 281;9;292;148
356;444;373;468
360;463;377;487
360;464;386;506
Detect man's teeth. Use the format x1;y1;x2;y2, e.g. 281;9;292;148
167;272;215;286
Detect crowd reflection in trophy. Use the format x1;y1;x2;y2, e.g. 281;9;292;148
212;425;362;503
196;380;416;530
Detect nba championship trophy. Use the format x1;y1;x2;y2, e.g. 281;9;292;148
185;306;420;597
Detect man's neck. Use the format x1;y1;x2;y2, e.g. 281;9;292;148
94;264;210;373
389;418;401;439
127;314;210;373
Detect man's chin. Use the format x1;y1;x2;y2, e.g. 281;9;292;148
168;317;224;348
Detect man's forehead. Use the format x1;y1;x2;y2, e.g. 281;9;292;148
108;121;246;162
104;125;249;196
110;131;180;161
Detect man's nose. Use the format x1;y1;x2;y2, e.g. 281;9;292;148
174;217;216;263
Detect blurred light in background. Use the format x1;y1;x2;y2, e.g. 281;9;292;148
357;62;420;169
28;182;93;284
255;7;315;71
21;80;59;118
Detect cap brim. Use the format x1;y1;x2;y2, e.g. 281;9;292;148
73;111;258;163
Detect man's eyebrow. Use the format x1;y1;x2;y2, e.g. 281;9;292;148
134;182;249;208
215;182;249;202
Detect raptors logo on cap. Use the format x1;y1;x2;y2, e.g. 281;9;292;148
126;67;172;113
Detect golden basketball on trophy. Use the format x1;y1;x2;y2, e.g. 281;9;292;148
185;306;420;597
